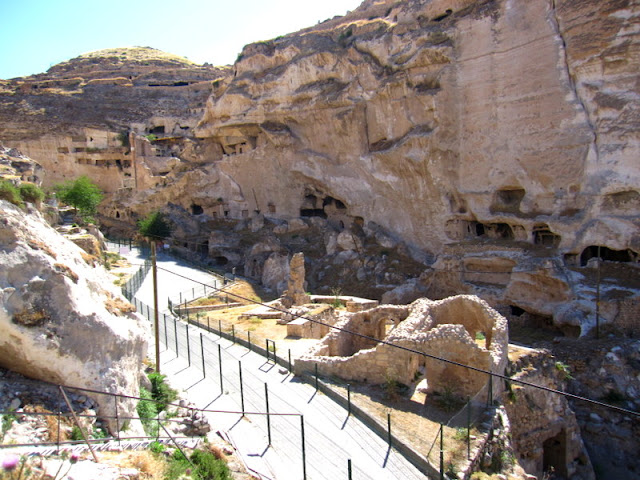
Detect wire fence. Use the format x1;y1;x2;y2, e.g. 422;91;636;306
128;294;440;479
128;286;498;478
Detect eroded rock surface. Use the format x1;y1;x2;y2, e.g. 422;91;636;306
0;200;149;433
0;1;638;333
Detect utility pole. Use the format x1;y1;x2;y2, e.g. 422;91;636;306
596;245;601;339
151;240;161;373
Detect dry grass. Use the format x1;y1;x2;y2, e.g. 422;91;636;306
53;263;79;283
27;239;57;259
103;290;136;316
100;450;166;480
12;309;50;327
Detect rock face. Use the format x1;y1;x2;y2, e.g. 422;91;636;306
281;252;311;307
0;1;638;335
505;348;595;479
0;200;149;433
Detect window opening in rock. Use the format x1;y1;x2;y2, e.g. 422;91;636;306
149;126;165;135
543;430;568;478
115;211;120;219
533;225;561;247
191;204;203;215
475;223;485;236
199;241;208;255
224;210;229;217
579;245;637;267
510;305;525;317
492;187;525;213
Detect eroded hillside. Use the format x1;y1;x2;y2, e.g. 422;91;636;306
0;0;638;338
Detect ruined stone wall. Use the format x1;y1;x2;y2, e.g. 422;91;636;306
296;296;508;400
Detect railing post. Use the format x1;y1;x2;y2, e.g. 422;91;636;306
265;383;272;446
174;318;179;356
315;364;319;391
200;333;206;377
163;314;168;346
239;361;245;416
218;319;222;338
347;384;351;416
232;324;235;344
114;396;120;446
56;411;61;453
186;323;191;366
348;459;352;480
467;398;471;459
440;424;444;480
218;344;224;394
248;331;252;351
387;413;392;448
301;415;307;480
288;349;292;373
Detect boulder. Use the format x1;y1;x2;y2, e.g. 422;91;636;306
0;200;148;434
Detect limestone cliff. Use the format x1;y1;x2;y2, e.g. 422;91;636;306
0;0;638;336
0;200;149;433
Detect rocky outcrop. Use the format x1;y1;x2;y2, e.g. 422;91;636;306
0;200;149;433
505;347;595;479
0;1;637;335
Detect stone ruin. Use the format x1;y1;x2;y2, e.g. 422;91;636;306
280;252;311;308
294;295;508;401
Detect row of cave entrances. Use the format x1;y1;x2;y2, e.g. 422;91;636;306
466;220;638;267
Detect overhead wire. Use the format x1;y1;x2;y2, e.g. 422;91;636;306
133;261;640;419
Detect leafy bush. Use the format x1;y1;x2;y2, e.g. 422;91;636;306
54;175;103;222
18;183;44;204
190;448;231;480
0;180;23;207
148;372;178;413
137;387;159;436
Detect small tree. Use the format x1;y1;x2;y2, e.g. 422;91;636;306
55;176;103;222
138;211;172;242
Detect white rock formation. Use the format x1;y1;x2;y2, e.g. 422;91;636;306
0;200;149;433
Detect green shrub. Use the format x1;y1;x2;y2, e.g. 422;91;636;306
70;425;84;441
148;372;178;413
137;387;159;436
191;448;231;480
0;180;23;207
18;183;45;204
138;211;172;241
54;175;103;222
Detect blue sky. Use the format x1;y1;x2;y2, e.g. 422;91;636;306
0;0;363;79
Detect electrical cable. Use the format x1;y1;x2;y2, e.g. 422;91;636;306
136;262;640;419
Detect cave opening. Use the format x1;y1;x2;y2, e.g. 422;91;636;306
543;430;568;478
149;125;165;135
214;256;229;266
580;245;637;266
300;208;327;218
191;204;204;215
